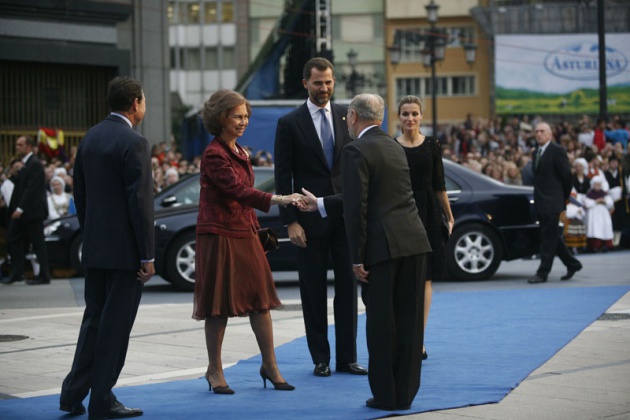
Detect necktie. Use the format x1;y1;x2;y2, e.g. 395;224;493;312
319;108;334;169
535;147;542;168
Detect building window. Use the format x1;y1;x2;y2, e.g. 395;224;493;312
332;16;341;41
394;26;475;62
395;29;426;63
396;75;476;101
425;77;447;96
373;15;383;40
187;48;201;70
205;47;218;70
221;2;234;23
452;76;475;95
204;2;217;23
187;2;201;24
223;47;235;68
396;78;421;101
167;2;176;23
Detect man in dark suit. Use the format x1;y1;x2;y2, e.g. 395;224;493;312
528;122;582;284
274;57;366;377
3;135;51;285
340;93;431;410
59;76;155;419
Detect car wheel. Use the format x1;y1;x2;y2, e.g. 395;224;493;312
446;223;503;281
70;235;85;277
166;230;196;292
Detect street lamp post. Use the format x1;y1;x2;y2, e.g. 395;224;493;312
388;0;477;138
425;0;444;137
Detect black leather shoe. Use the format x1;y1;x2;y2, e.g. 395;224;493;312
60;402;86;415
313;362;331;377
527;275;547;284
366;398;397;411
89;401;143;419
1;277;23;285
26;277;50;285
561;264;583;280
336;362;368;375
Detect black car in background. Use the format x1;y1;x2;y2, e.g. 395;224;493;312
43;167;274;278
45;161;540;291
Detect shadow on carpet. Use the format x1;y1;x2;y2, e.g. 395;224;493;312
2;285;628;419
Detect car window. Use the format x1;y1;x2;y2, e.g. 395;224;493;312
444;175;461;192
172;182;201;205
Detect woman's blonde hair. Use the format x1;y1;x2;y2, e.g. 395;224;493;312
397;95;424;115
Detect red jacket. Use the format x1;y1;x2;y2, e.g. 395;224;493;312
197;138;272;237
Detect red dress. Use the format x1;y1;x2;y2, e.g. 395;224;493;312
192;138;281;319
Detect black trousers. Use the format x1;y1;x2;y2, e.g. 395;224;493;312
297;216;358;366
60;268;143;413
6;217;49;281
365;253;426;409
537;212;581;277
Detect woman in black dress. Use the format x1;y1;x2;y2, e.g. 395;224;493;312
396;96;454;359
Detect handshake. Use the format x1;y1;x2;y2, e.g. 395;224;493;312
273;189;318;212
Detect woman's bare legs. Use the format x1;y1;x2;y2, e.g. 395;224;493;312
249;311;287;383
204;316;229;387
423;280;433;354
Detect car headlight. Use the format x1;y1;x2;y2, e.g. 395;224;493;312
44;221;61;237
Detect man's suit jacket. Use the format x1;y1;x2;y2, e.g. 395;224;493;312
533;141;572;215
341;126;432;266
9;154;48;221
73;115;155;271
274;101;352;237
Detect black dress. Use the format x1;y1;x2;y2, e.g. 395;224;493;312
400;136;447;280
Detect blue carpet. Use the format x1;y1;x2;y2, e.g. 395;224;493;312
2;285;628;419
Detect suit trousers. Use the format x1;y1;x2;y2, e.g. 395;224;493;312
365;253;426;409
537;212;581;277
60;268;143;412
6;217;49;281
297;216;358;366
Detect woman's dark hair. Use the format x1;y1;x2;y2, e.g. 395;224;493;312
302;57;334;81
202;89;251;136
107;76;143;112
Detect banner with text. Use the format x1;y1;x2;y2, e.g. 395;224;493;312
495;34;630;115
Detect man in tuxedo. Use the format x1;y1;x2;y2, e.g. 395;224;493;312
340;93;431;410
528;122;582;284
59;76;155;419
3;136;51;285
274;57;366;377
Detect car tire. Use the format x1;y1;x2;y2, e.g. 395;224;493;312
70;235;85;277
166;230;196;292
446;223;503;281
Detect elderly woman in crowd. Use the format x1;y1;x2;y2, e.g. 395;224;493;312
47;175;75;220
193;89;301;394
584;175;614;252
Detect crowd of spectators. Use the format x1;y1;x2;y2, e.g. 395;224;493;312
2;113;629;254
433;113;630;252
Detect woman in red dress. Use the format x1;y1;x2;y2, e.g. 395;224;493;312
193;89;300;394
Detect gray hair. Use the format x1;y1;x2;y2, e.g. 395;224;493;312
349;94;384;123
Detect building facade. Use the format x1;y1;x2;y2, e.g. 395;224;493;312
0;0;171;162
385;0;490;136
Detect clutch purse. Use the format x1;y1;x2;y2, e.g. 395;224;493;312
258;228;280;253
441;214;451;243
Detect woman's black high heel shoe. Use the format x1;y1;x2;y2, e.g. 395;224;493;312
205;374;235;394
259;366;295;391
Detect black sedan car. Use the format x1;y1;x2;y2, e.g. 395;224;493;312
43;167;274;278
45;161;540;291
